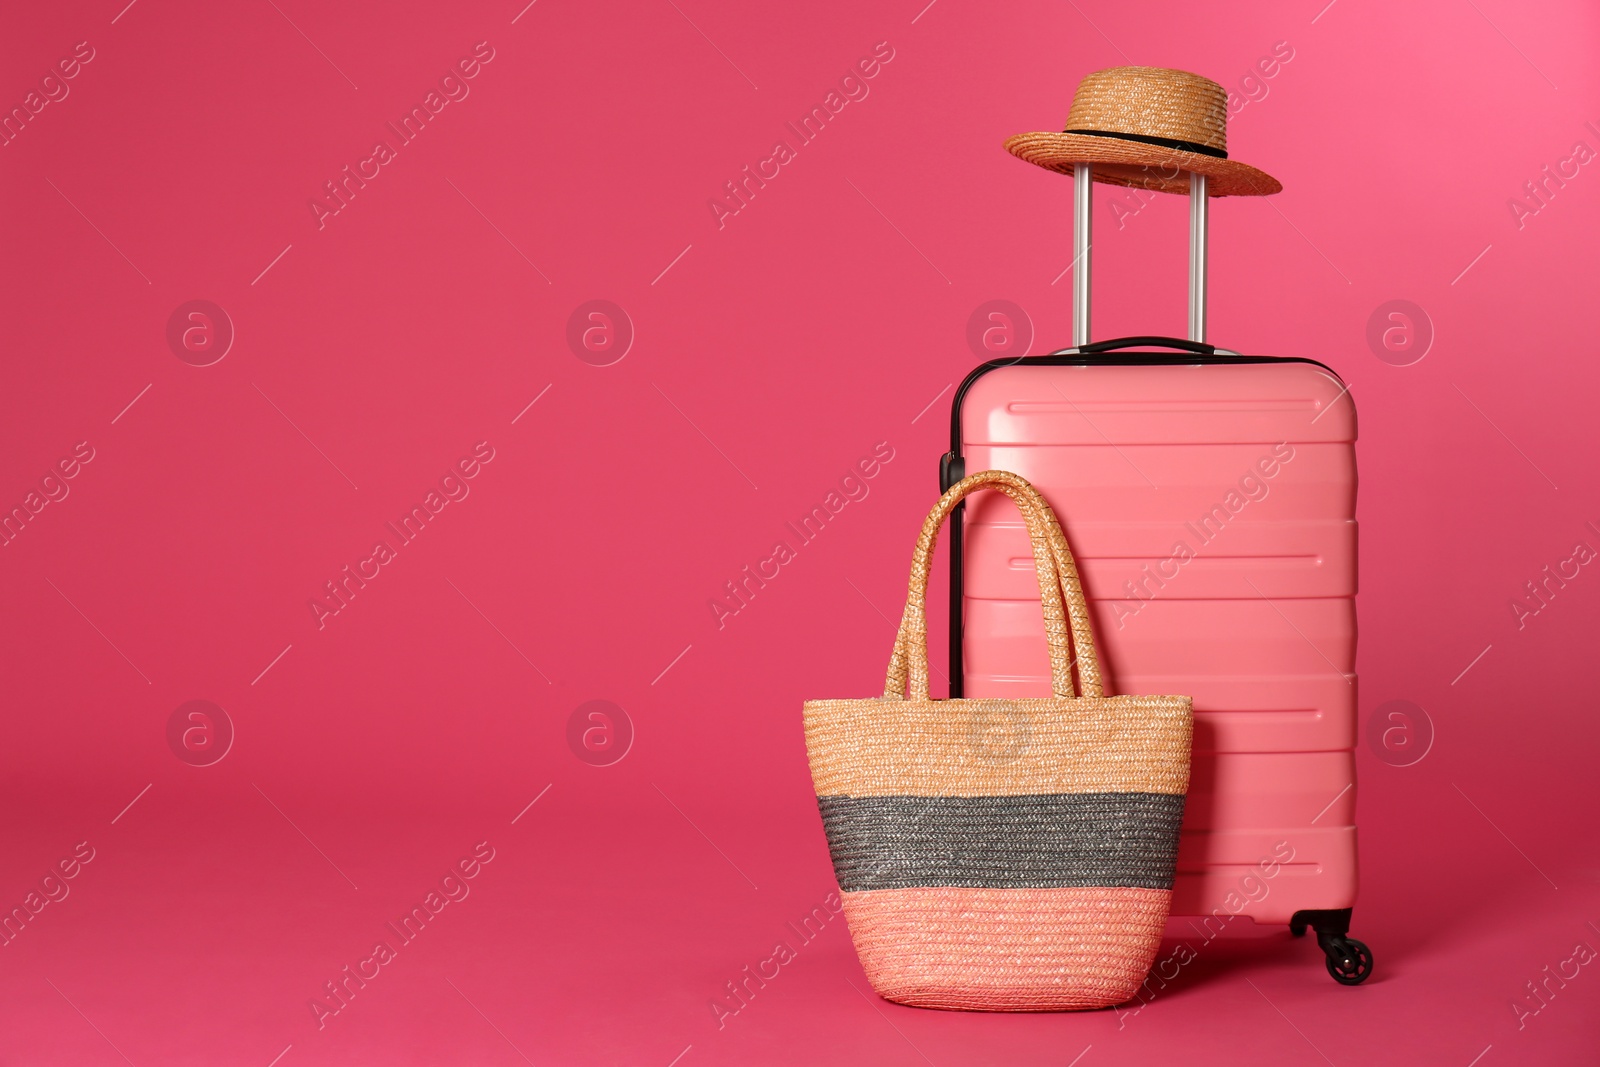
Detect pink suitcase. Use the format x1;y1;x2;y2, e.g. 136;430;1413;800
943;168;1369;983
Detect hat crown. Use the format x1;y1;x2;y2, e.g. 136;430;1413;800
1063;66;1228;154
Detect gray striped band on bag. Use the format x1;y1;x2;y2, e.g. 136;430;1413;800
818;792;1186;892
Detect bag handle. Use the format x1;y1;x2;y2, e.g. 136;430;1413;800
885;470;1102;702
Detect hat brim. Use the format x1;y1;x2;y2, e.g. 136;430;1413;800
1004;131;1281;197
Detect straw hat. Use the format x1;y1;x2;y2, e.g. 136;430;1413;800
1005;66;1280;197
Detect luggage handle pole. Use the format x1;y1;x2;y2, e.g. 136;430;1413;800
1072;164;1092;346
1075;166;1209;346
1189;171;1208;343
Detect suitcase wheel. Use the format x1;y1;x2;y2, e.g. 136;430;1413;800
1322;937;1373;985
1289;909;1373;985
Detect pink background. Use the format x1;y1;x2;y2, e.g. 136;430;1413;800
3;0;1598;1063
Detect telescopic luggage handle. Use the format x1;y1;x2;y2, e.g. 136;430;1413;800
1070;165;1210;346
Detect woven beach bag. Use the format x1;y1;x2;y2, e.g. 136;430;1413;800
804;470;1193;1011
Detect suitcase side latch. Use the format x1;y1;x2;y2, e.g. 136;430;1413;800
939;452;965;492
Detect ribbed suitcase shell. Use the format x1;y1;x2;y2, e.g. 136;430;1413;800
953;357;1356;925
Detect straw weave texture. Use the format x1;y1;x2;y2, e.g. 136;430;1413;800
1064;66;1228;153
819;792;1185;891
805;695;1190;796
839;886;1171;1011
